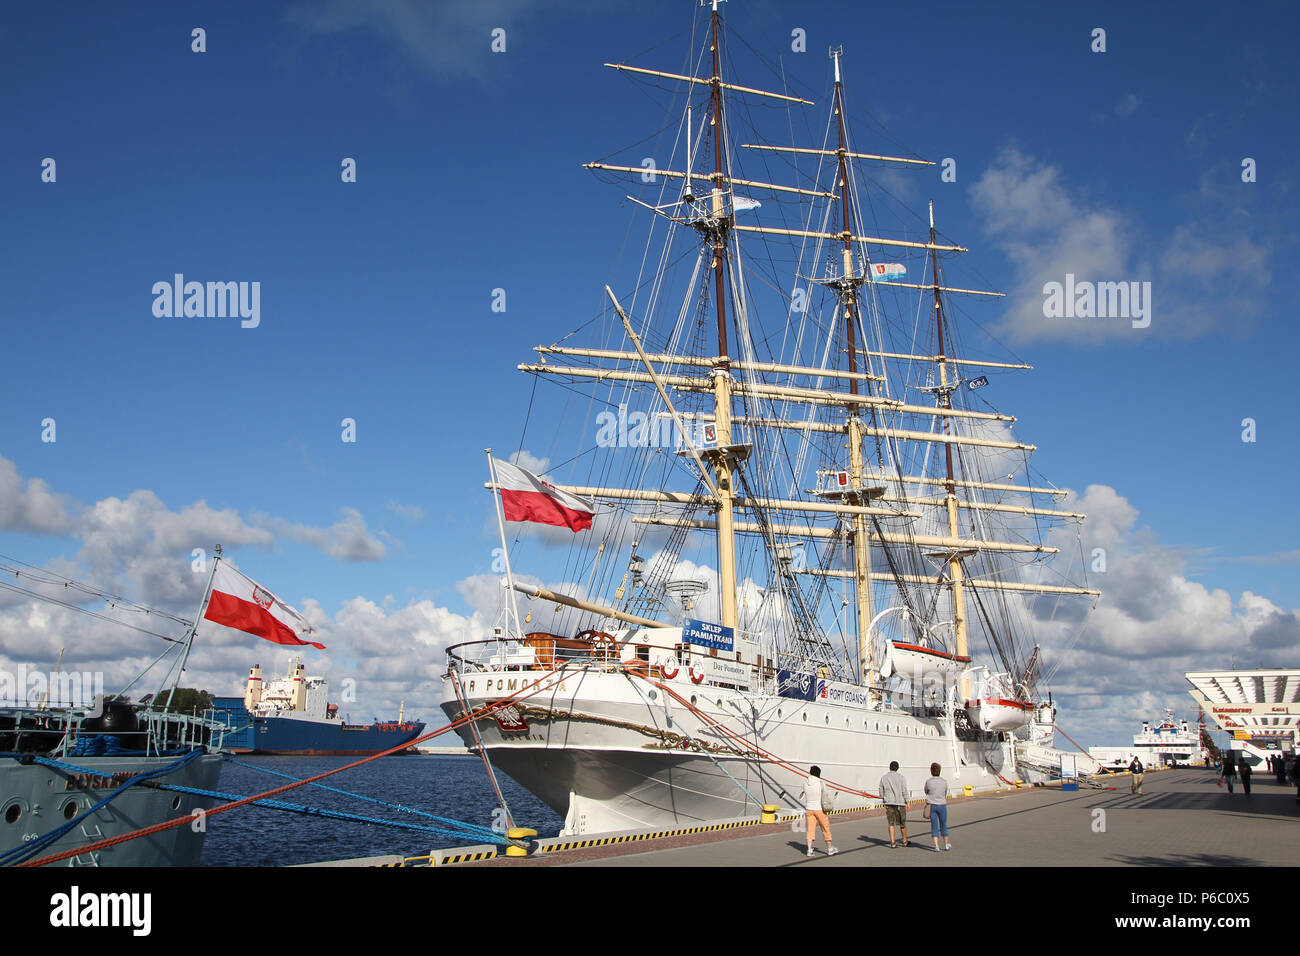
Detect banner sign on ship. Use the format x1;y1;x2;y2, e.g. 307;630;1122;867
777;669;816;701
683;619;734;651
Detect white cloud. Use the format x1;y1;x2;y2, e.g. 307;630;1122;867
269;507;388;562
969;149;1271;344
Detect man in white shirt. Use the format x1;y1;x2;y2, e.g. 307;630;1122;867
879;760;909;847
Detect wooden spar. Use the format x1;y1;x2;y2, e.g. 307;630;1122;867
548;483;915;518
532;345;883;383
862;350;1031;370
860;280;1004;297
872;494;1086;521
605;285;719;498
521;363;1020;422
511;581;671;630
733;223;966;253
602;63;815;105
631;515;1059;554
742;142;935;166
796;568;1100;597
862;474;1069;497
582;162;834;199
730;416;1036;451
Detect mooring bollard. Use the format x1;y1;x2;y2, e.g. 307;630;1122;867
761;804;779;824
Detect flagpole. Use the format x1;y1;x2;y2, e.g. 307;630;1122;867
485;451;525;646
162;544;222;713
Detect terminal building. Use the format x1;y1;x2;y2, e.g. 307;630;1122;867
1186;669;1300;765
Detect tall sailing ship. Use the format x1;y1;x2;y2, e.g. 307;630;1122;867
441;3;1099;836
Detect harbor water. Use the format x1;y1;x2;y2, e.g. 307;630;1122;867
201;755;563;866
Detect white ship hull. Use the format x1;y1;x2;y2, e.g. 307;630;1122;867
441;669;1018;835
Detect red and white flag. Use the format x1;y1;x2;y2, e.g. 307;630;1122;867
492;457;595;532
202;563;325;649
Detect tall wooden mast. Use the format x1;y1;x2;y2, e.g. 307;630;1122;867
928;201;971;694
704;0;739;631
830;49;876;685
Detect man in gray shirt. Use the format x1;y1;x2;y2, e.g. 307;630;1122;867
879;760;909;847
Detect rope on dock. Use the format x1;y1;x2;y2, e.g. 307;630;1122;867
15;662;590;868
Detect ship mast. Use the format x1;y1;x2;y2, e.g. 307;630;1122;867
829;49;877;685
927;201;971;692
704;0;739;632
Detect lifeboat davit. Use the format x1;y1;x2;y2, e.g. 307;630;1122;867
965;697;1034;733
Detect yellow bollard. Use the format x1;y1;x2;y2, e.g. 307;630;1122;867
761;804;779;824
505;827;538;857
963;784;974;796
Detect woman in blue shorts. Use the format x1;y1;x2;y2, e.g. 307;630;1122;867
925;762;951;852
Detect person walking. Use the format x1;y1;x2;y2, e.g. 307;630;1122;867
1128;756;1145;794
925;763;951;852
879;760;909;847
1239;757;1252;796
1222;752;1236;794
1276;754;1288;786
802;766;837;858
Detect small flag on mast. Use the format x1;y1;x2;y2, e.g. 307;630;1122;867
492;458;595;532
203;563;325;649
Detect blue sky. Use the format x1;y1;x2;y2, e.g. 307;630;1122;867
1;0;1296;747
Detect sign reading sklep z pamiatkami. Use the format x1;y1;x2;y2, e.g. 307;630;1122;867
683;619;734;651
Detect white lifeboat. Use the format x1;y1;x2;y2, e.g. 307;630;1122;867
889;641;971;675
965;696;1034;733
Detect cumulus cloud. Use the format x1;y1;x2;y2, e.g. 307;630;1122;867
0;457;74;534
1027;484;1299;745
969;149;1271;343
268;507;388;562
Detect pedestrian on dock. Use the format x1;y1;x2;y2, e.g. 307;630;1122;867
925;763;950;852
879;760;909;847
1128;756;1145;794
1275;754;1287;785
1239;757;1252;796
802;766;837;858
1221;753;1236;794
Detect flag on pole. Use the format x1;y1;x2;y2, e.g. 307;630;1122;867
492;457;595;532
203;563;325;649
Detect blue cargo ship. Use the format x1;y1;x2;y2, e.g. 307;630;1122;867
211;660;425;755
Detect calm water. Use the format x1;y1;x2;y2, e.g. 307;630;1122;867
200;755;564;866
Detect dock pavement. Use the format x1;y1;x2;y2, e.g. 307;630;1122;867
465;767;1300;867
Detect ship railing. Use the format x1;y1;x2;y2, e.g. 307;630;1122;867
1;704;226;756
445;637;780;689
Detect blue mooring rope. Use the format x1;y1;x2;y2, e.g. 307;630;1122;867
152;781;510;845
222;755;506;843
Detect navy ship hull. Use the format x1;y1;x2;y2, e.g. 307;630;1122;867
212;698;424;755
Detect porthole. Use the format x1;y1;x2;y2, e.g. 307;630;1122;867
802;712;807;722
171;795;182;811
825;715;830;724
777;709;783;719
3;803;21;825
62;801;79;821
690;695;697;706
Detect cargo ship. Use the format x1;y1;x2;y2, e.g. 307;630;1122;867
212;659;425;755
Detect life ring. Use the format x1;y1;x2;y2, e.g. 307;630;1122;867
689;665;705;685
660;662;679;680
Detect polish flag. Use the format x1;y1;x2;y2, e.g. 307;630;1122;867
492;457;595;532
203;563;325;649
